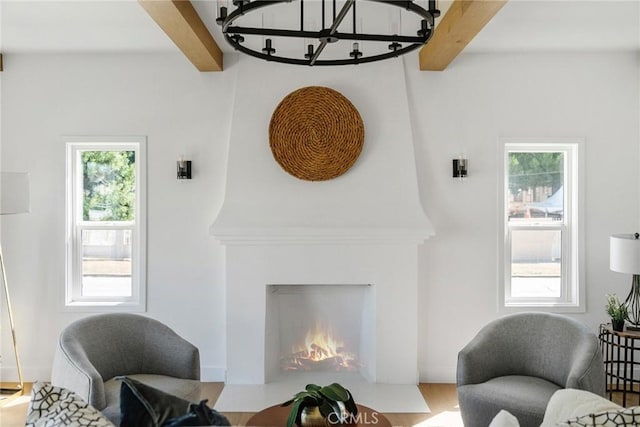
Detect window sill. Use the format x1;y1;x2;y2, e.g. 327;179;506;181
63;300;146;313
500;301;585;314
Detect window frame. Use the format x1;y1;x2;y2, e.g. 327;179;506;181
65;137;147;312
498;138;585;312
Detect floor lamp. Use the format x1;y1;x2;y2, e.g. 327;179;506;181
0;172;29;402
611;233;640;330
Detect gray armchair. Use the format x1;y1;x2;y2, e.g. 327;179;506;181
51;313;201;425
457;312;605;427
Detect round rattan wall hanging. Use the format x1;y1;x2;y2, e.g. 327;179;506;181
269;86;365;181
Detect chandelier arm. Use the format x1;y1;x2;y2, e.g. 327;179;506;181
309;42;329;66
328;0;356;35
227;27;425;44
226;33;425;66
310;0;355;65
322;0;325;28
227;27;321;39
353;0;357;34
336;33;426;43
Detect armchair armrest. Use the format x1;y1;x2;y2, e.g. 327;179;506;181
565;340;606;396
141;326;200;380
457;326;511;386
51;340;107;409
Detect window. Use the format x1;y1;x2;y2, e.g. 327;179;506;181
500;139;583;311
65;137;146;311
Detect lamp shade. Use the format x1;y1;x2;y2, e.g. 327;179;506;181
1;172;30;215
610;234;640;274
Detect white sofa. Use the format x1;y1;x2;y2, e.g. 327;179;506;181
489;389;638;427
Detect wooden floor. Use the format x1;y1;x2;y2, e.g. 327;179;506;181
0;383;459;427
2;382;635;426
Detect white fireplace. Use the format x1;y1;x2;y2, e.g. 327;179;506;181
221;243;425;384
211;57;433;410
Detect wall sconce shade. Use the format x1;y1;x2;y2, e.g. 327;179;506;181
611;233;640;329
453;157;468;179
177;157;192;180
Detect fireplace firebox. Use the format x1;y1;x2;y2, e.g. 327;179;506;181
265;284;374;382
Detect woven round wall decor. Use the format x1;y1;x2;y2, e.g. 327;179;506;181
269;86;365;181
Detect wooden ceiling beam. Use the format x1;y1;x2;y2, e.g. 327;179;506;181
139;0;223;72
419;0;508;71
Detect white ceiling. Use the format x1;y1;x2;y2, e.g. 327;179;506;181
466;0;640;52
0;0;638;55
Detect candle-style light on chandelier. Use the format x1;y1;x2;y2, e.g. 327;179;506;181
216;0;441;66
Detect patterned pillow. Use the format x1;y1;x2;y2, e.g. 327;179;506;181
26;382;115;427
558;406;640;426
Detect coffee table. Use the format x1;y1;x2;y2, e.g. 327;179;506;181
245;403;392;426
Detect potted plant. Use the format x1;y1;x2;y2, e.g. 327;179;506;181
606;293;628;332
282;383;358;427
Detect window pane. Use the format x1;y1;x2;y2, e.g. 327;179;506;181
511;229;561;298
508;152;564;223
81;229;132;297
82;151;135;221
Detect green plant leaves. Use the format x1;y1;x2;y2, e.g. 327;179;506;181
319;383;349;402
282;382;357;427
344;391;358;417
286;399;303;427
318;401;336;418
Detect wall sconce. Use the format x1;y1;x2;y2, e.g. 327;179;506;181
177;155;192;180
453;155;468;180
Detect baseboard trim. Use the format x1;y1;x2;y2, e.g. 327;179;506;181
1;366;51;382
419;366;457;383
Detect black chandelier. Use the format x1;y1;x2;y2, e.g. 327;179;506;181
216;0;441;66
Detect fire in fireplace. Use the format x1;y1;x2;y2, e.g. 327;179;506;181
264;284;372;380
280;321;358;372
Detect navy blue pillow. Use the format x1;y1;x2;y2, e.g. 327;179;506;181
163;400;231;427
119;377;191;427
118;377;230;427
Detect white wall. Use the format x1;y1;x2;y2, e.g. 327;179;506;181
1;51;638;383
0;52;237;380
406;52;640;381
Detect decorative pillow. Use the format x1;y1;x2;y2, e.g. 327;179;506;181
119;377;191;427
489;410;520;427
26;382;115;427
558;406;640;426
163;400;231;427
118;377;230;427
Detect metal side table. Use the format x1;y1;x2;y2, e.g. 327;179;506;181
599;323;640;407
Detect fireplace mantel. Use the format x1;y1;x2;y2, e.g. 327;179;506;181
210;226;433;245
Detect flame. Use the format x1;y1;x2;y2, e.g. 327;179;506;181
304;322;343;361
281;321;358;371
